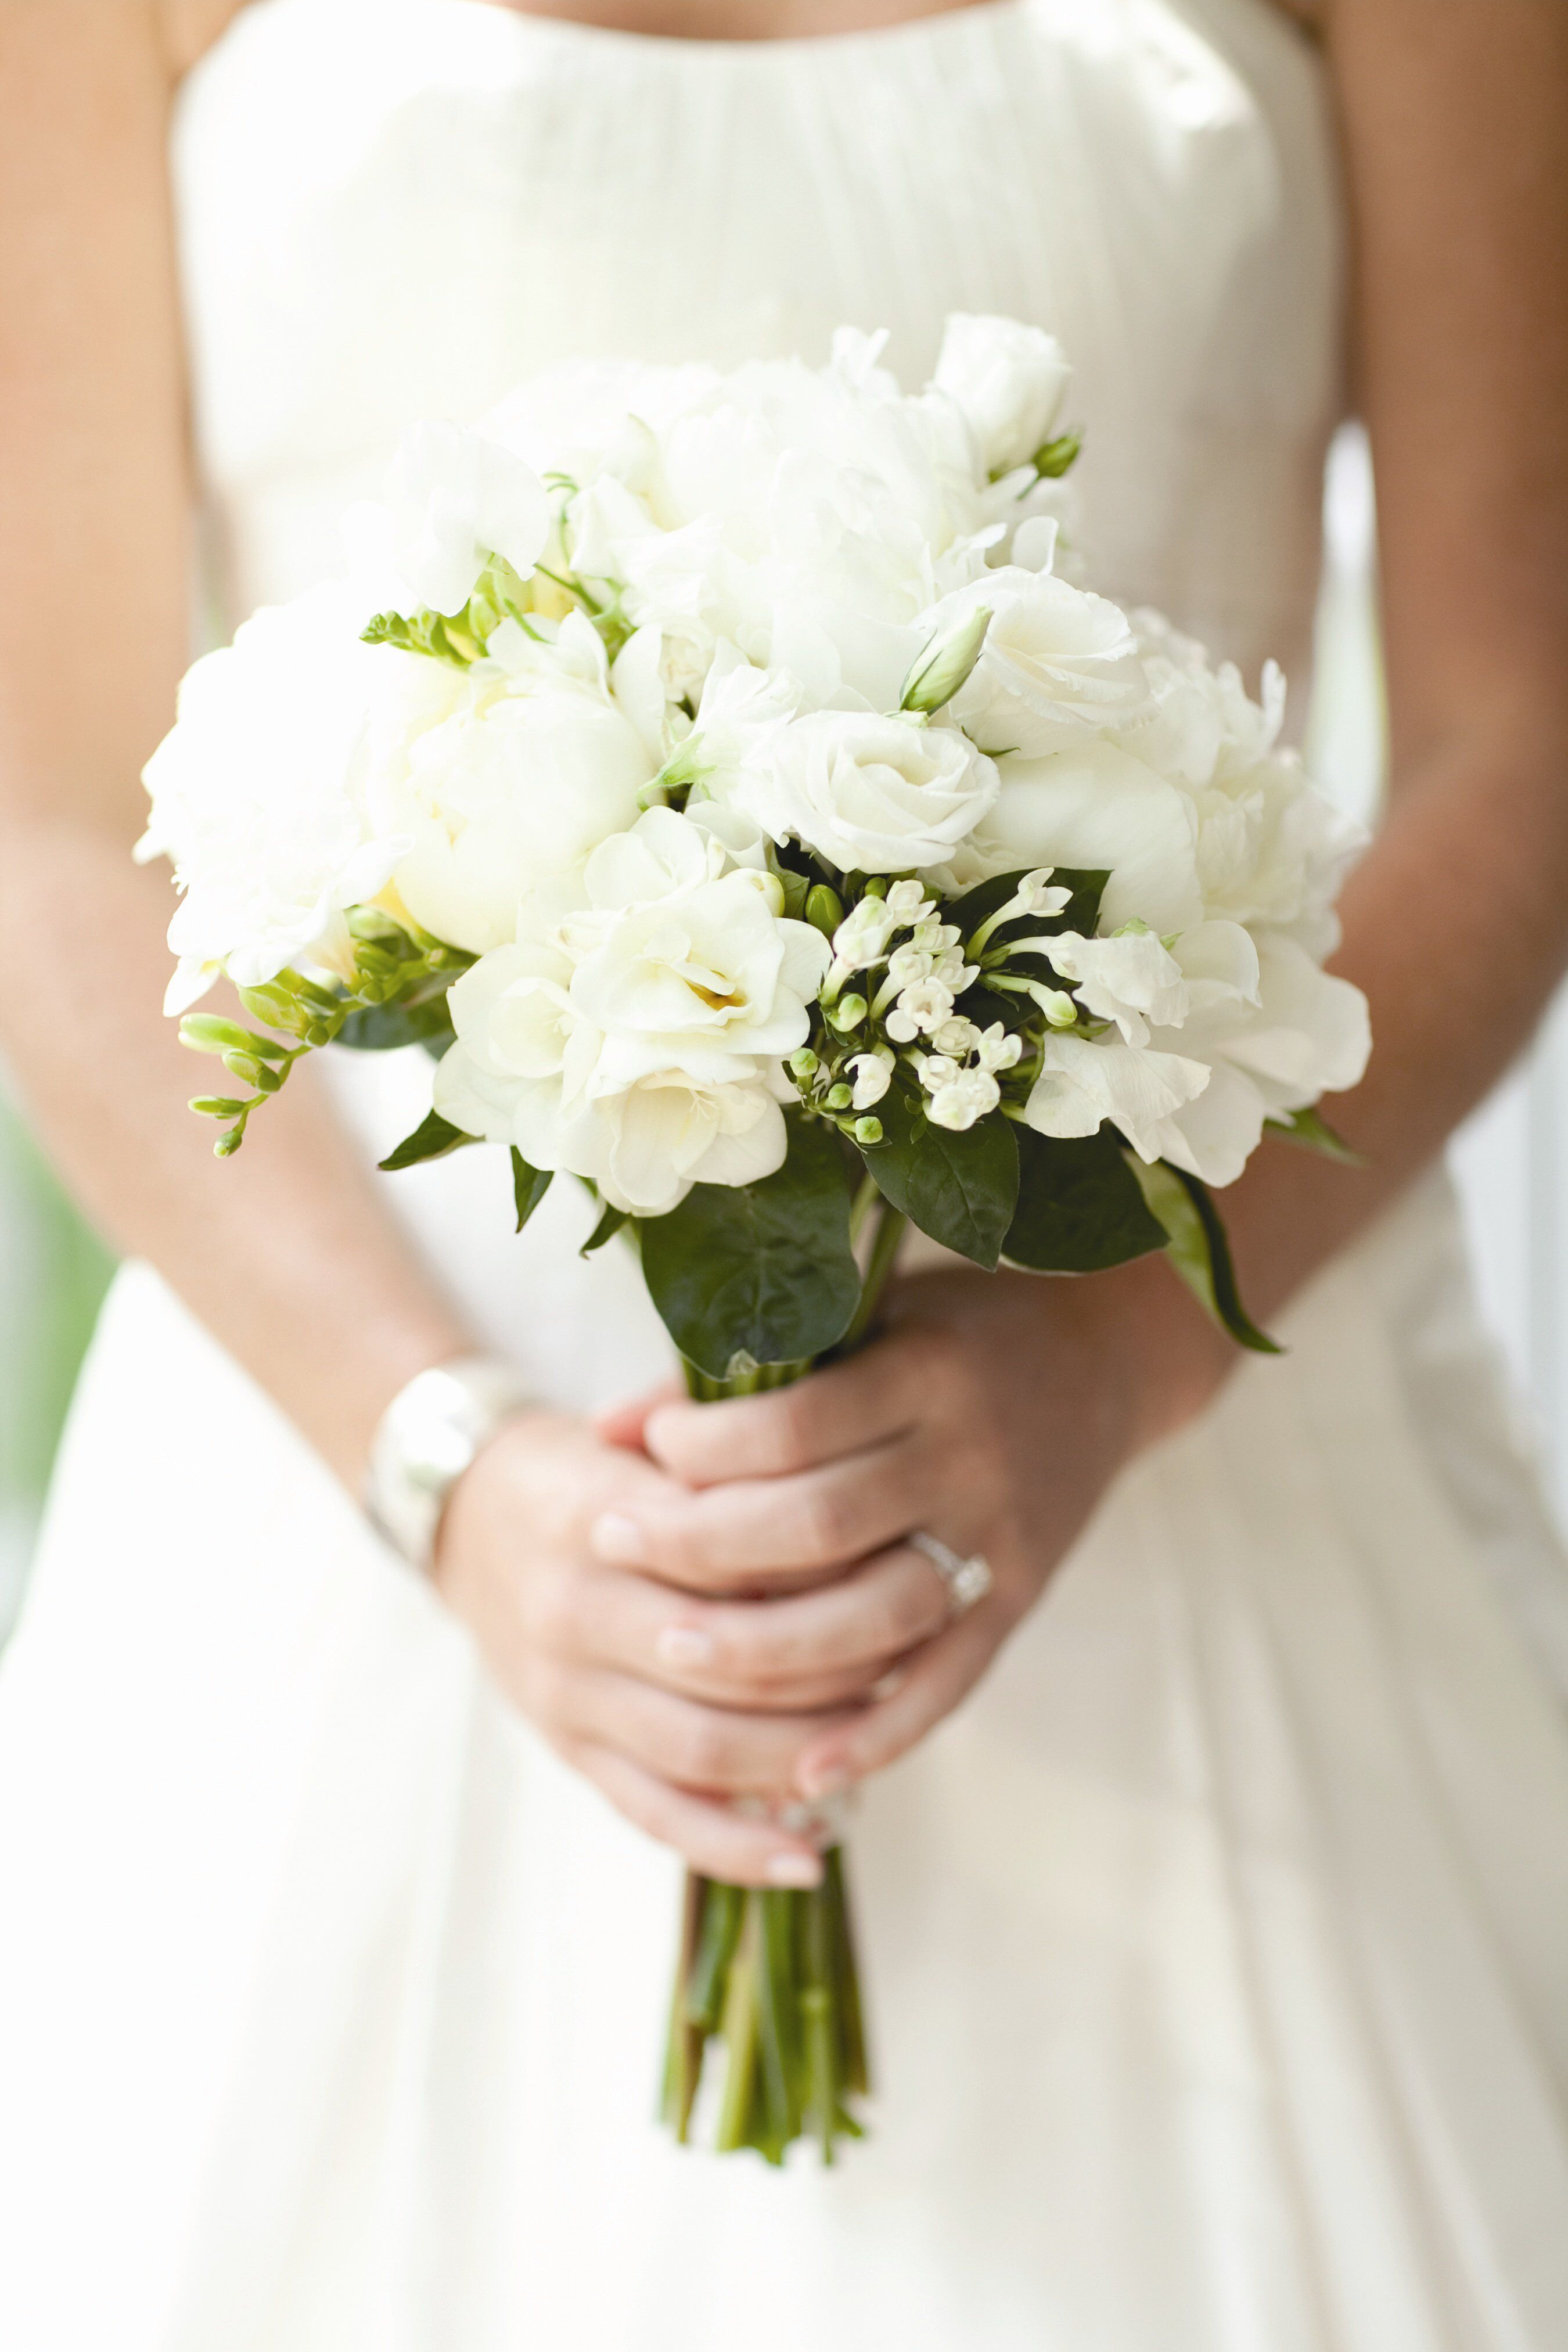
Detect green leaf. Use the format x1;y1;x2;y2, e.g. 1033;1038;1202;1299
1125;1158;1282;1354
946;865;1109;949
378;1109;475;1173
861;1084;1019;1270
1004;1125;1166;1274
580;1200;628;1257
638;1113;860;1379
336;993;456;1055
1265;1105;1363;1166
510;1148;553;1232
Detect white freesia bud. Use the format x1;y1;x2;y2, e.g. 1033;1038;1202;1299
348;420;551;618
898;605;993;717
847;1053;893;1110
1027;983;1080;1028
932;314;1071;477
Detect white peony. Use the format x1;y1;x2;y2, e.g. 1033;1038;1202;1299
346;420;551;618
433;808;830;1214
137;583;410;1014
728;710;999;875
932;312;1072;478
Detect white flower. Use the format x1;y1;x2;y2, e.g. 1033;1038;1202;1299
925;1065;1002;1131
731;711;999;875
372;638;654;954
932;314;1071;478
886;978;955;1042
930;567;1150;758
137;583;410;1014
948;738;1203;937
1041;927;1192;1047
1024;1032;1211;1164
885;879;936;922
847;1052;893;1110
347;420;550;617
831;896;900;973
433;808;830;1214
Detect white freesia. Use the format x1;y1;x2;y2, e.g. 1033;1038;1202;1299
347;420;551;617
137;583;410;1014
932;313;1071;477
730;710;999;874
931;567;1150;757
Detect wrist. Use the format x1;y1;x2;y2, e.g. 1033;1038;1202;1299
1105;1249;1233;1458
363;1353;542;1577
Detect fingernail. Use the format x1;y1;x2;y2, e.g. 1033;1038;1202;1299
592;1512;649;1565
656;1625;713;1666
766;1851;823;1889
796;1760;852;1801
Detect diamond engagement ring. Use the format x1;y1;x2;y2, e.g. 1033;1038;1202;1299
909;1530;994;1619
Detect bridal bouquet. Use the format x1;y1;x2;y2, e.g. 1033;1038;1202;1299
141;315;1369;2162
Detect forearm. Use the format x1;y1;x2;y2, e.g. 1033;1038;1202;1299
0;820;472;1485
1224;713;1568;1322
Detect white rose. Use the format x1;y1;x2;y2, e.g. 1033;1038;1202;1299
136;583;410;1014
374;649;654;954
931;567;1149;757
932;313;1071;477
731;711;999;875
346;420;551;617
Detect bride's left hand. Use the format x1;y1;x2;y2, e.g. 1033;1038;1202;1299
595;1253;1229;1803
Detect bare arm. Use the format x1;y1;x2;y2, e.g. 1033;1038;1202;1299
0;2;474;1484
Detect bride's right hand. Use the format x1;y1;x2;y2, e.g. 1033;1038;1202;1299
432;1408;940;1888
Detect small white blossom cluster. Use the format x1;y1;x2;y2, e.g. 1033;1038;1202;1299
142;315;1369;1210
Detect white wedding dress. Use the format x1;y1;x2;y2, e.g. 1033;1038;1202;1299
3;2;1568;2345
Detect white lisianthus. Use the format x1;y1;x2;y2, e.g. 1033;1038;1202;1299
930;568;1150;757
346;420;551;617
433;808;829;1214
1024;1032;1211;1164
369;625;654;954
137;584;411;1014
731;711;999;875
932;313;1071;477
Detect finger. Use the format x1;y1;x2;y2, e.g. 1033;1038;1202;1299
791;1607;1002;1798
563;1667;862;1800
562;1740;825;1888
590;1434;938;1590
613;1545;954;1706
641;1326;943;1486
592;1380;685;1454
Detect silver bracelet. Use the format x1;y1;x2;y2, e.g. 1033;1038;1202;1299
364;1354;539;1576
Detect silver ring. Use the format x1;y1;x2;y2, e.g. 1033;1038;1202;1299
909;1530;994;1619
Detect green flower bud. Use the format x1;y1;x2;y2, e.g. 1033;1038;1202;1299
825;1083;853;1112
189;1095;248;1119
220;1050;264;1086
181;1014;261;1058
853;1116;884;1147
1031;429;1082;480
788;1048;820;1080
898;605;992;715
214;1128;244;1158
827;992;867;1032
805;884;845;938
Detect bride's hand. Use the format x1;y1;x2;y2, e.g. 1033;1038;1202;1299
605;1253;1230;1808
433;1409;936;1888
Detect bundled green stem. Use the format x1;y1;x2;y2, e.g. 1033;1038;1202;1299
660;1195;904;2163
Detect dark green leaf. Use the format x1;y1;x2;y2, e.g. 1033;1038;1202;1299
1004;1125;1166;1273
580;1201;628;1257
379;1109;475;1173
638;1113;859;1379
945;865;1109;951
510;1148;553;1233
336;993;456;1054
1125;1158;1281;1354
1265;1105;1363;1166
861;1084;1019;1270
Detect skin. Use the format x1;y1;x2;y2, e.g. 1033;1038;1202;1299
1;0;1565;1891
